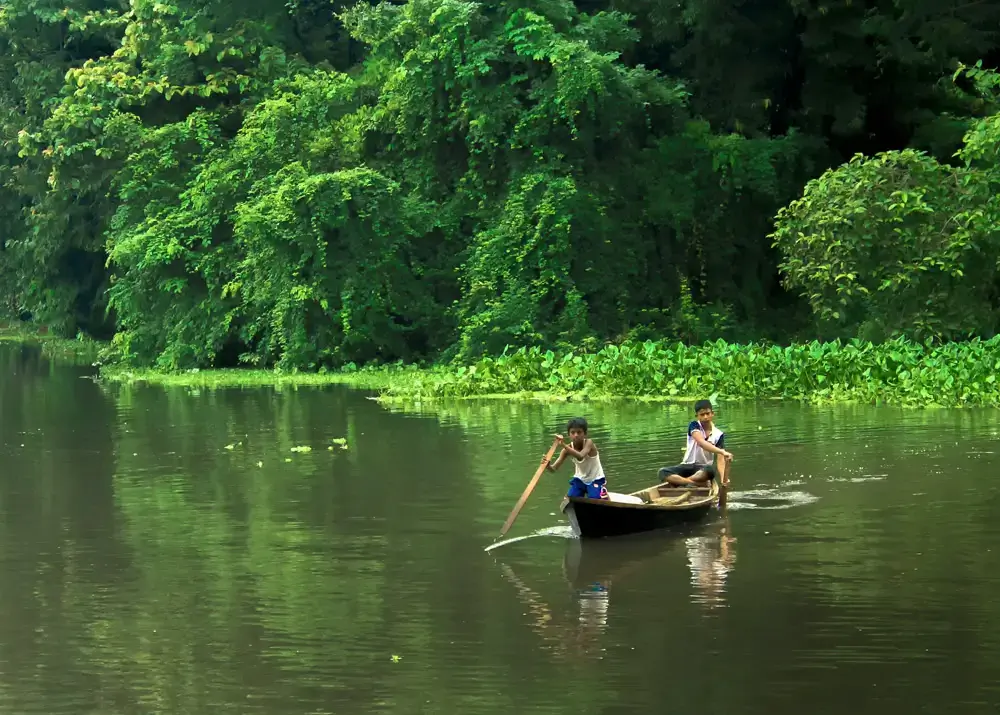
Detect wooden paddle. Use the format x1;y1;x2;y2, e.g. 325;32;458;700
717;454;731;509
496;436;562;540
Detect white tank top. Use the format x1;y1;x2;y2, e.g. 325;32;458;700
573;450;605;484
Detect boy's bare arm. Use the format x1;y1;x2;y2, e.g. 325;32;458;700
558;438;595;461
546;449;568;471
692;431;733;460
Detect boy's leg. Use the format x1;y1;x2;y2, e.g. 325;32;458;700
585;478;609;500
658;464;686;481
686;464;717;485
567;478;588;498
659;464;701;487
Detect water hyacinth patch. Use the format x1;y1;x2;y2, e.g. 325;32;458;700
378;337;1000;407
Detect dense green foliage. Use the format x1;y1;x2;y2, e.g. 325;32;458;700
4;0;1000;369
377;338;1000;407
772;63;1000;343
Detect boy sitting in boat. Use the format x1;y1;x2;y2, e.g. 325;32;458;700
659;399;732;488
546;417;609;500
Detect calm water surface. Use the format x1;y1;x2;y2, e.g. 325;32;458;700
2;344;1000;714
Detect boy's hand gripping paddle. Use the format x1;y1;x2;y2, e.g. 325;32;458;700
494;436;562;541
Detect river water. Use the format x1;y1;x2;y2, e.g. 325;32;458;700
1;343;999;714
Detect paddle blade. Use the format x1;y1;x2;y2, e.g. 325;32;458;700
717;458;731;510
484;533;538;552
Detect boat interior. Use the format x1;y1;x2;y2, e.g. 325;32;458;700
632;482;717;506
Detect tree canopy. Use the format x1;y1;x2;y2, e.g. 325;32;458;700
3;0;1000;369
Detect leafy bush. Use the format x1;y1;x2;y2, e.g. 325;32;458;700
771;64;1000;343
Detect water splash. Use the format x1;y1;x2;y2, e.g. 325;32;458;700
484;524;576;552
726;488;819;510
826;475;887;483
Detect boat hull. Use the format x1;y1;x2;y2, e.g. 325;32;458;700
562;482;721;539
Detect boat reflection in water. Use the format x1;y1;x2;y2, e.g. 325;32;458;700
498;535;664;658
498;518;737;656
562;516;737;611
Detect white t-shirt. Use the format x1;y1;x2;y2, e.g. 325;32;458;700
681;421;725;465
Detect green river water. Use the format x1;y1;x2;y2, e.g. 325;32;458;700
1;343;999;714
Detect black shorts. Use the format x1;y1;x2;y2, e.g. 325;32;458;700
658;463;717;482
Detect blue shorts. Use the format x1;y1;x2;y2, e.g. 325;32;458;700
568;477;608;499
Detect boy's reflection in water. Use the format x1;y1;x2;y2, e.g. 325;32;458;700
685;519;737;608
499;519;737;657
576;578;610;629
499;560;610;660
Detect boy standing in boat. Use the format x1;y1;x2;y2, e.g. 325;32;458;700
659;399;732;487
546;417;609;500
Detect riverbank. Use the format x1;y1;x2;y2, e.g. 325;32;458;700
99;364;676;401
0;325;103;364
86;336;1000;408
98;366;398;391
6;326;997;407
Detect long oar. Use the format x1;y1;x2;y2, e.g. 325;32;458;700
495;436;562;541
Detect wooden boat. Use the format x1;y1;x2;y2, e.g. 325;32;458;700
561;479;722;539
